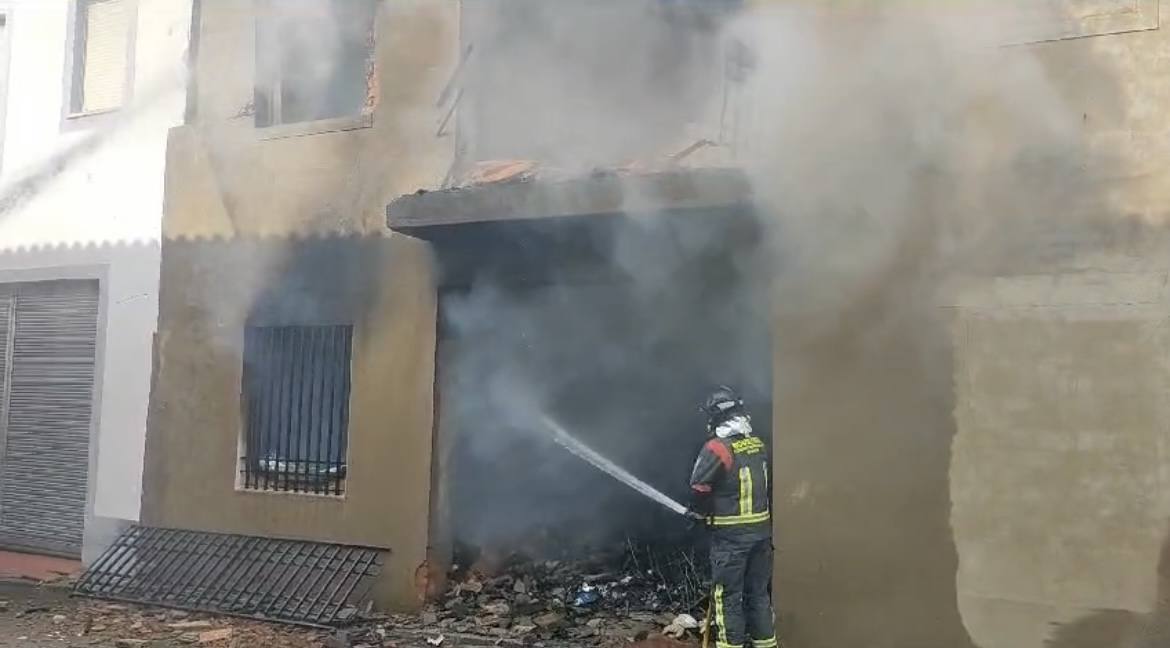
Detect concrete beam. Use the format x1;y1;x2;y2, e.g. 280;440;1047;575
386;167;752;230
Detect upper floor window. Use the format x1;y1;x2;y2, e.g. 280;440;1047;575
70;0;133;115
254;0;377;128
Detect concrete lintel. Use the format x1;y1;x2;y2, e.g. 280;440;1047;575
386;167;752;230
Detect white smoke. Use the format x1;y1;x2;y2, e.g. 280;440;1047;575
438;0;1119;551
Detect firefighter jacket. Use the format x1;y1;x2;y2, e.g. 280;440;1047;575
689;427;771;532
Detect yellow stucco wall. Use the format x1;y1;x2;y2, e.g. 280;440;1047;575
762;2;1170;647
944;7;1170;648
145;0;456;610
946;7;1170;648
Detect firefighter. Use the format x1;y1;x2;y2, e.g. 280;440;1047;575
688;386;777;648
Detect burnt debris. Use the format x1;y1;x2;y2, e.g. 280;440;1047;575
424;539;712;644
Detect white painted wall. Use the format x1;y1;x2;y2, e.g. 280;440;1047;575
0;0;191;556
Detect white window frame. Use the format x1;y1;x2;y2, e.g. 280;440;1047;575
62;0;138;128
0;8;14;175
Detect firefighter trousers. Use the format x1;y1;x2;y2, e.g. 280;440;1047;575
710;530;776;648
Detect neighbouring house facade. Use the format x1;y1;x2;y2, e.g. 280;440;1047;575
144;2;1170;648
945;5;1170;647
0;0;191;562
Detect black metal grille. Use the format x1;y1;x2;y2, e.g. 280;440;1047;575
74;526;385;627
242;325;352;495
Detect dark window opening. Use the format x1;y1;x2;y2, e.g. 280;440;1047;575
241;325;352;495
254;0;377;128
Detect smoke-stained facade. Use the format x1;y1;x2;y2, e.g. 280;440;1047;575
145;0;456;609
456;0;741;171
146;3;1170;648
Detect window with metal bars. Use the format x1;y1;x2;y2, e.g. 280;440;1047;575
241;325;352;495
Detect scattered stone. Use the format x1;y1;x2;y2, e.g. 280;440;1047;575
512;597;542;616
629;637;692;648
114;640;148;648
481;601;510;616
629;612;657;624
196;628;233;644
421;611;439;625
473;614;497;628
445;600;471;617
52;614;67;624
672;613;698;630
323;630;351;648
167;620;213;629
533;612;564;630
0;600;9;612
17;605;50;617
663;623;686;639
426;634;445;646
512;580;527;595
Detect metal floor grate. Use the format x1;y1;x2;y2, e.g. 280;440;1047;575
74;526;385;627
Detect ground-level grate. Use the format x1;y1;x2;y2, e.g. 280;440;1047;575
74;526;385;627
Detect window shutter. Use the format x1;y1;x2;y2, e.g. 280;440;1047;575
79;0;130;113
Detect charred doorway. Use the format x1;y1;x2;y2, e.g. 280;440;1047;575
418;204;773;560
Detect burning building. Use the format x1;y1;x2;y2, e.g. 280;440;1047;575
77;1;1170;647
398;168;771;553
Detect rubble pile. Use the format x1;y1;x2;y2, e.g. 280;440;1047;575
422;540;711;645
0;596;329;647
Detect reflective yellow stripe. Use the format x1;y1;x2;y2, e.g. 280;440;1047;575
752;636;778;648
763;461;769;498
716;643;745;648
739;467;752;516
714;584;729;646
711;510;771;526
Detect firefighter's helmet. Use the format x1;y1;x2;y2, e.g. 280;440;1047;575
702;385;745;424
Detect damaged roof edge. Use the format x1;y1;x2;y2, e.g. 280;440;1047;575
387;167;753;230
